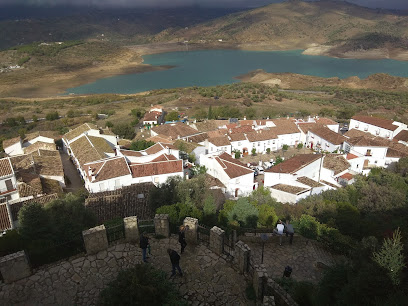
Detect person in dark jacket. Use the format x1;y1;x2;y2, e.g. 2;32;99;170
179;225;187;254
284;220;295;245
167;248;182;277
139;232;149;263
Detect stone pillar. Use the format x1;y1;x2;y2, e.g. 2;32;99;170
234;240;251;274
209;226;225;255
183;217;198;245
253;264;268;300
263;296;276;306
154;214;170;238
124;216;139;242
0;251;31;283
82;225;108;255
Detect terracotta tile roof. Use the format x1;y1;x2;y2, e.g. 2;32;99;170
70;135;106;167
64;123;98;142
145;143;173;155
346;135;388;147
239;120;254;126
0;204;11;230
271;119;300;135
3;136;21;149
267;154;322;174
346;153;359;160
207;130;225;138
214;152;253;179
246;130;277;142
0;158;13;178
323;154;350;175
194;120;228;132
120;149;143;157
352;115;398;131
150;154;178;162
321;180;338;188
226;123;238;129
24;142;56;155
208;136;231;147
85;156;131;182
297;123;321;134
17;171;43;197
309;126;346;145
88;136;114;156
296;176;323;187
229;125;253;134
386;142;408;158
32;154;64;177
184;133;208;143
41;177;63;194
143;111;162;122
145;135;174;144
315;117;338;125
344;129;368;138
229;133;247;142
340;173;354;180
130;160;183;178
393;130;408;142
151;122;198;139
271;184;309;195
25;131;57;142
204;174;226;188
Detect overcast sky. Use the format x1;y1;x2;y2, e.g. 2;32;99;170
0;0;407;10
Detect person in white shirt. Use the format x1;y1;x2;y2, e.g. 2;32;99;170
274;220;285;246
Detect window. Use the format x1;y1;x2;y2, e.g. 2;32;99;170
5;179;13;191
376;129;380;135
355;124;359;128
99;183;105;191
366;149;372;156
238;142;241;146
364;126;368;131
273;140;275;144
267;141;270;145
137;194;145;199
235;178;240;184
154;177;160;184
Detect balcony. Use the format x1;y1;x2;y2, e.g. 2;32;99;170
0;187;17;196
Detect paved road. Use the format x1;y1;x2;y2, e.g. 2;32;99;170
60;151;84;192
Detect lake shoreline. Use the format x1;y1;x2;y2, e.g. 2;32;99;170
2;42;408;99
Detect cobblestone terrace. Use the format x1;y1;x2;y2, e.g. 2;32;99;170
0;235;253;306
244;235;339;283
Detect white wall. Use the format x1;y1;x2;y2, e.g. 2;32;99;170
349;119;405;140
308;131;342;153
25;136;54;146
119;148;180;164
4;142;23;156
205;141;232;155
276;132;301;150
85;174;133;193
231;139;251;154
226;172;254;197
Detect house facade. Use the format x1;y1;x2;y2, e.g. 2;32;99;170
349;115;406;140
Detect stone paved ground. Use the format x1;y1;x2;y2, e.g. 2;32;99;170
244;234;338;283
147;236;253;306
0;235;253;306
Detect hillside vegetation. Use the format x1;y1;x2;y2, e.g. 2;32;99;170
164;1;408;59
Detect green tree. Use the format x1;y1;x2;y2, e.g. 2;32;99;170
266;148;271;154
274;156;284;165
203;194;216;216
148;177;182;211
98;264;186;305
373;228;405;286
130;108;145;119
166;111;179;122
208;106;214;119
251;148;256;156
297;143;303;150
244;107;256;119
18;203;51;241
258;204;278;228
130;140;155;151
46;111;59;121
4;117;18;127
234;150;241;159
112;123;135;140
106;121;113;128
228;198;259;228
194;108;207;120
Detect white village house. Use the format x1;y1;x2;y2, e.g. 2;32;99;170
349;115;407;140
200;152;255;198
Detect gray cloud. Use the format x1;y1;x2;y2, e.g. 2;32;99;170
0;0;407;10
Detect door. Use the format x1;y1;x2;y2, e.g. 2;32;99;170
5;179;13;191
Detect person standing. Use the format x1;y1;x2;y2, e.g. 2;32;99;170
179;225;187;254
285;220;295;245
139;232;149;263
167;248;183;277
274;220;285;246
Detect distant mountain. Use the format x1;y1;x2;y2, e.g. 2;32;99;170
0;7;243;50
162;1;408;57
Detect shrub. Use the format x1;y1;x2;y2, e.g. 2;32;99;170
46;111;59;121
227;198;259;228
99;264;186;305
297;214;320;239
258;204;278;228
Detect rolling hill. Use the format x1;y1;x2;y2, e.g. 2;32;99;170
160;1;408;59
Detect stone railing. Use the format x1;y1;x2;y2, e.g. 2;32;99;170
0;215;297;306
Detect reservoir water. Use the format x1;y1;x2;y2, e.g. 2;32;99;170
66;49;408;95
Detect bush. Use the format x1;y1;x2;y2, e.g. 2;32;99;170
112;123;135;140
227;198;259;228
258;204;278;228
46;111;59;121
0;230;25;257
297;214;320;239
99;264;187;305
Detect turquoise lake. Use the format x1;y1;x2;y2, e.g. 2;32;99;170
65;49;408;95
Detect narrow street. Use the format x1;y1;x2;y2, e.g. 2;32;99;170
60;151;84;192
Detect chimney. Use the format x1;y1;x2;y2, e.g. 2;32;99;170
88;166;92;177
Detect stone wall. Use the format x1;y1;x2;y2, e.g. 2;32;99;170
154;214;170;238
82;225;109;255
209;226;225;255
0;251;31;283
